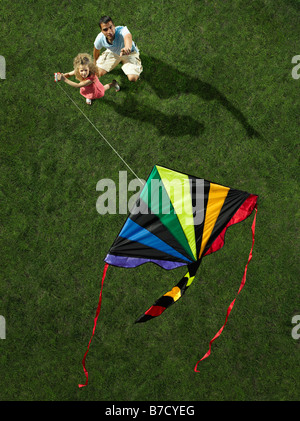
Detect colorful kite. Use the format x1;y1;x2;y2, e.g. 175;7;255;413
79;165;258;387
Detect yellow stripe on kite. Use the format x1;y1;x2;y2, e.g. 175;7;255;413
186;275;195;287
164;286;181;302
199;182;229;258
157;166;197;260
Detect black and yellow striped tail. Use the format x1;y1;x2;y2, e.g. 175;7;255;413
135;261;201;323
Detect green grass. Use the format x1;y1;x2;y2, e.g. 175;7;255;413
0;0;299;401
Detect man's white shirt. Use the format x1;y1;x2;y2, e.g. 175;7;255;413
94;26;139;55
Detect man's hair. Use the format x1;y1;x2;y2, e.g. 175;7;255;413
99;16;114;28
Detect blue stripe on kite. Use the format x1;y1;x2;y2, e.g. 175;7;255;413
119;219;193;263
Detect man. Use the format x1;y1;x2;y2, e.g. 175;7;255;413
93;16;142;82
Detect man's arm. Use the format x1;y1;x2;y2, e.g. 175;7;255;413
93;46;101;64
120;33;132;56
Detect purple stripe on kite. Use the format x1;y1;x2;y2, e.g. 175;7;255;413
104;254;187;270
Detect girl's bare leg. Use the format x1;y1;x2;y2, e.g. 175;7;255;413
103;80;120;92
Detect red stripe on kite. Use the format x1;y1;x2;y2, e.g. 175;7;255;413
145;305;166;317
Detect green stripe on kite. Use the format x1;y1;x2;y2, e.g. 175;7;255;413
139;166;196;261
156;166;197;260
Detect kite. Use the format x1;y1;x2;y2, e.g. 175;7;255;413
79;165;258;387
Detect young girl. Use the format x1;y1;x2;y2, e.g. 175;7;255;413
57;53;120;105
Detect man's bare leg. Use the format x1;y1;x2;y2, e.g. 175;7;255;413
127;74;139;82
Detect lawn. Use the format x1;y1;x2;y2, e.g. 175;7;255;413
0;0;299;401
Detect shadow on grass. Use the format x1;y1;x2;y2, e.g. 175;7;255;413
103;95;204;137
103;54;260;138
139;54;260;138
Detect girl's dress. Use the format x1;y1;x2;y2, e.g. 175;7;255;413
80;73;105;99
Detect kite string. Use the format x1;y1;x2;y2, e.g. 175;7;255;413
194;204;257;372
78;262;109;388
56;82;144;184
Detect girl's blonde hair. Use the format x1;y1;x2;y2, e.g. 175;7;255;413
73;53;99;80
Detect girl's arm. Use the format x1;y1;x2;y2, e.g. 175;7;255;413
93;47;101;64
63;70;75;78
59;73;93;88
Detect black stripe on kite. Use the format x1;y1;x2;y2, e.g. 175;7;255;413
109;239;190;263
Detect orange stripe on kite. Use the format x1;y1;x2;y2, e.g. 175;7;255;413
164;286;181;301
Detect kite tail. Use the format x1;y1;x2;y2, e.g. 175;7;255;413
78;263;109;388
135;260;201;323
194;204;257;372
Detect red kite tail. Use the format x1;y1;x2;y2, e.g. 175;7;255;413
194;204;257;372
78;263;109;388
